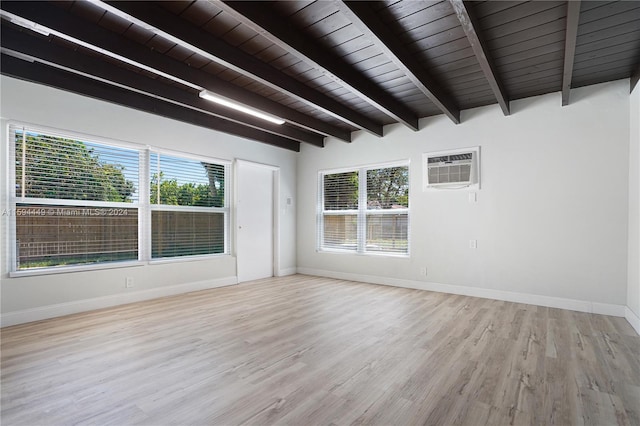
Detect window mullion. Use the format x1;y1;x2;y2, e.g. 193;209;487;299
357;168;367;253
225;164;231;255
139;148;151;262
317;172;324;251
8;126;18;271
319;162;409;256
20;128;26;199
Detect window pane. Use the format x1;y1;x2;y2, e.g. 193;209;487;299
366;213;408;254
15;130;139;202
15;205;138;269
366;166;409;209
320;164;409;255
150;153;225;207
323;214;357;251
323;171;358;210
152;211;225;258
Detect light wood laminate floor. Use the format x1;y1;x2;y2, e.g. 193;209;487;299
1;275;639;425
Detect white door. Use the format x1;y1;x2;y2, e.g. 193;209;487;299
236;161;275;282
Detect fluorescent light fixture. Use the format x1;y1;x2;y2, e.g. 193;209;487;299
0;10;200;91
9;16;50;36
1;6;286;127
1;48;35;63
87;1;287;126
199;90;285;125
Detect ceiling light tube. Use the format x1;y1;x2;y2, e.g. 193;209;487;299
1;48;36;63
87;1;286;126
199;90;285;125
9;16;50;36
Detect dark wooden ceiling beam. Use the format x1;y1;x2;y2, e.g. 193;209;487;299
218;1;419;131
337;1;461;124
449;0;510;116
0;54;300;151
561;0;581;106
104;1;383;136
0;25;323;147
0;1;350;143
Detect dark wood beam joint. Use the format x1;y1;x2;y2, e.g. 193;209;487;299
0;55;300;151
0;26;323;147
449;0;510;116
0;0;349;142
105;1;383;136
220;1;419;131
338;1;461;124
2;29;320;147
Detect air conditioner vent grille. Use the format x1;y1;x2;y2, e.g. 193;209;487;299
427;153;472;164
428;164;471;184
423;147;480;190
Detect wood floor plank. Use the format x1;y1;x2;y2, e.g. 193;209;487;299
1;274;638;425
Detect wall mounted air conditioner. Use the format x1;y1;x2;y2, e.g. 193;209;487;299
423;146;480;190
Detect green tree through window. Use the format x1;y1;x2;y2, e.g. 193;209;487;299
13;129;139;269
149;153;226;259
366;167;409;209
15;133;135;202
321;163;409;254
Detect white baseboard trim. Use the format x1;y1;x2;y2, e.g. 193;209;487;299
296;268;626;318
4;270;635;333
625;307;640;334
276;267;297;277
1;276;238;327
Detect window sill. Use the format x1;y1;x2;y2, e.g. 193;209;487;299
8;260;145;278
317;248;410;258
148;253;231;265
8;253;233;278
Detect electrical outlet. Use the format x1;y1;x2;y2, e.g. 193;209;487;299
125;277;134;288
469;239;477;249
420;267;427;276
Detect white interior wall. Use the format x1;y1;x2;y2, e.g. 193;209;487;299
0;76;297;325
0;76;636;327
297;80;631;315
627;82;640;332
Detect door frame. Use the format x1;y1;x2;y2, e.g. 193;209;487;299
234;159;280;281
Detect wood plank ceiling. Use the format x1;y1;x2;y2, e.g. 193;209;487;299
1;1;639;152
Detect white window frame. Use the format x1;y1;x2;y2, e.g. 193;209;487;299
148;148;230;261
318;160;410;257
6;122;231;277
